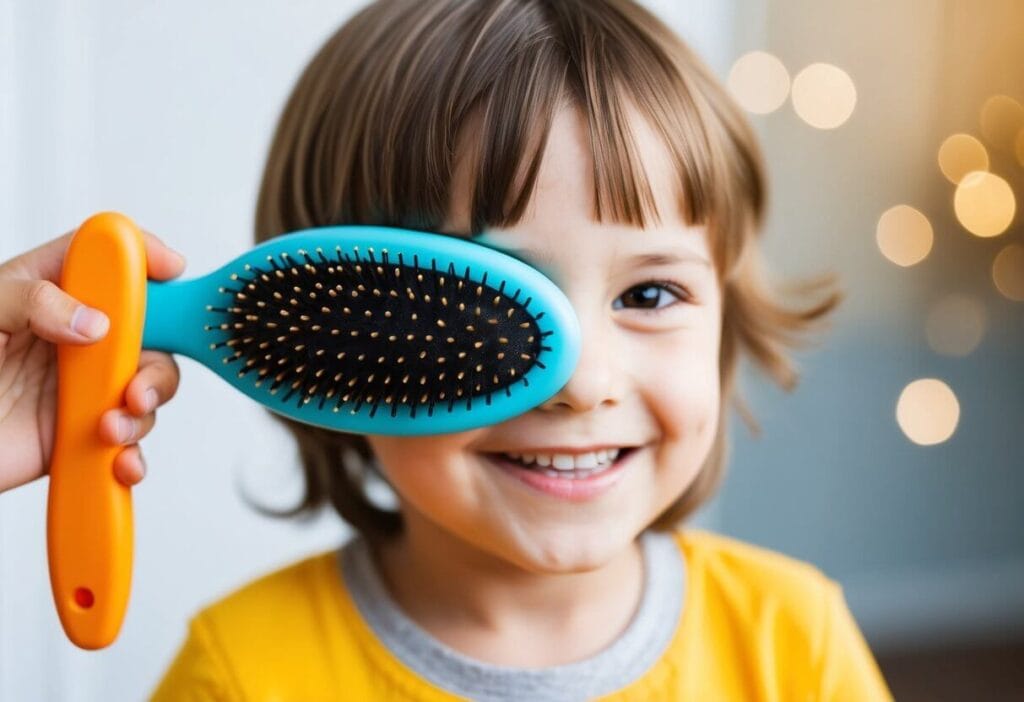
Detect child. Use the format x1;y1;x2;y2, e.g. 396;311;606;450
152;0;893;699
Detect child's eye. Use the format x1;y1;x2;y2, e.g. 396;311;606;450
612;280;693;314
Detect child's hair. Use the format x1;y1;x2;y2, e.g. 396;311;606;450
251;0;840;542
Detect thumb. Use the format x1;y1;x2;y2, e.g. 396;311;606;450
0;278;109;344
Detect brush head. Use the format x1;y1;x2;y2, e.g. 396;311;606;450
146;225;581;435
209;246;543;418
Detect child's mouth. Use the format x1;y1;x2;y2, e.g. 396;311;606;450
479;447;640;502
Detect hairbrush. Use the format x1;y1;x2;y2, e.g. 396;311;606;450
50;211;580;649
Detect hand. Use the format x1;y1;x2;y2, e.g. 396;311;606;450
0;228;186;493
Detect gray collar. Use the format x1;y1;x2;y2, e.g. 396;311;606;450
338;529;685;701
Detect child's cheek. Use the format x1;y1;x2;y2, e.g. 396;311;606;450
631;326;721;479
644;374;720;519
366;435;460;495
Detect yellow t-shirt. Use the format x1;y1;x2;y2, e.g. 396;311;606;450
151;529;892;701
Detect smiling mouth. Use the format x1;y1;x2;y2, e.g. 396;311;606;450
480;446;640;479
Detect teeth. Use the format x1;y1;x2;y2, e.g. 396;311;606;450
500;448;622;471
552;454;574;470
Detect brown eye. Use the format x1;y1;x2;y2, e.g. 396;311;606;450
612;280;692;313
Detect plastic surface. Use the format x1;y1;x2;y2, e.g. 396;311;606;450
48;212;146;649
45;214;580;649
142;225;581;435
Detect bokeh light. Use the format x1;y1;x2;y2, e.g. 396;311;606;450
992;243;1024;301
1015;127;1024;167
937;134;989;184
953;171;1016;237
791;63;857;129
896;378;960;446
727;51;790;115
979;95;1024;150
925;294;987;357
876;205;933;267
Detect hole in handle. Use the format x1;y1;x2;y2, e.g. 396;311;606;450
74;587;95;609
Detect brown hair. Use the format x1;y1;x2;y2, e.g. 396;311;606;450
251;0;841;540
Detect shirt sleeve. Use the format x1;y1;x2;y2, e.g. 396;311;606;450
816;580;894;702
150;614;244;702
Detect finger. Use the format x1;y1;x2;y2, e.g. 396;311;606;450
139;228;188;281
0;224;186;285
122;350;182;416
99;407;156;446
113;445;146;487
0;277;109;344
0;230;75;283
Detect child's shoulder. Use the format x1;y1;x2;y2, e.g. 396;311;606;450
186;547;349;669
668;528;891;700
678;527;828;575
154;547;370;698
674;527;840;611
201;547;339;621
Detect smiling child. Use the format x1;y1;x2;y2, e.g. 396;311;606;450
153;0;893;699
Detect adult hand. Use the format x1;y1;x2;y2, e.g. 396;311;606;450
0;227;186;493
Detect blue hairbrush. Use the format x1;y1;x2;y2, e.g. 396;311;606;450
49;211;580;649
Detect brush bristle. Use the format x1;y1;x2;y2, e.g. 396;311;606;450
203;245;552;419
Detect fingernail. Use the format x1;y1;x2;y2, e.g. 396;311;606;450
71;306;109;340
172;249;187;267
138;454;147;479
145;388;159;412
118;416;135;443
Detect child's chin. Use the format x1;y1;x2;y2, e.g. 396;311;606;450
500;525;637;575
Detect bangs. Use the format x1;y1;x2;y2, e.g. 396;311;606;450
453;1;732;238
258;0;765;277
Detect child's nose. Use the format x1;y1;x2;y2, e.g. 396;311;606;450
538;306;623;413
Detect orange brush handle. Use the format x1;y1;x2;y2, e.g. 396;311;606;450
47;212;147;649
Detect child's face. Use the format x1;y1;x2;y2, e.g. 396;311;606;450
365;105;721;572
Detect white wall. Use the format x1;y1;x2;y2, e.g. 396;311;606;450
0;2;735;699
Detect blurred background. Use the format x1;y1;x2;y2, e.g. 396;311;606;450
1;0;1021;699
722;1;1024;698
